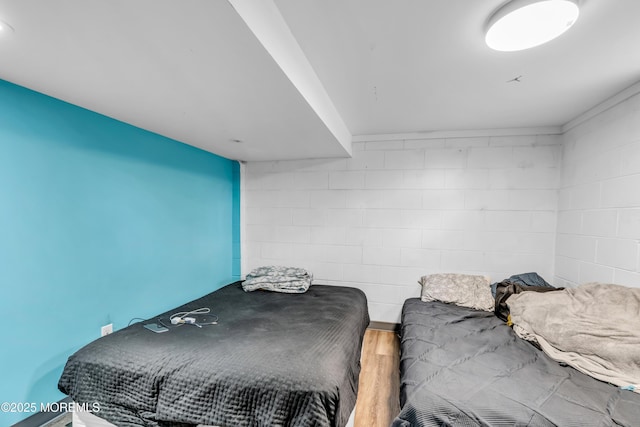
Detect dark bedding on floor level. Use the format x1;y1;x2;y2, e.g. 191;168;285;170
59;282;369;427
393;298;640;427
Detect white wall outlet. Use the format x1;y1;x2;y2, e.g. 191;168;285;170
101;323;113;337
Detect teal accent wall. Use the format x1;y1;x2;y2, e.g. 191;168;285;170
0;79;240;426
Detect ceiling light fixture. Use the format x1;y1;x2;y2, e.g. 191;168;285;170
485;0;579;52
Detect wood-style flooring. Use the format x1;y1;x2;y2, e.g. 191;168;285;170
354;329;401;427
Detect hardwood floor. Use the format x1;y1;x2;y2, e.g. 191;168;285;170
354;329;401;427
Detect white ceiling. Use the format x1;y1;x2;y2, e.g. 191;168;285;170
1;0;639;161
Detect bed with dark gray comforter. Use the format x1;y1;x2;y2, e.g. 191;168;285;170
59;281;369;427
393;298;640;427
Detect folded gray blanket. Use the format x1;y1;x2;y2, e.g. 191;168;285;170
243;265;313;293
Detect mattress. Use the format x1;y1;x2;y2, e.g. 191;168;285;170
392;298;640;427
59;281;369;427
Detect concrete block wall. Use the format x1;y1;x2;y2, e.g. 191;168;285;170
243;134;561;322
555;91;640;287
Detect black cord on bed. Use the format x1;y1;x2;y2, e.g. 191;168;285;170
128;317;147;326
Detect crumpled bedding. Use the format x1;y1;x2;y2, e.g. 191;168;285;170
494;280;562;322
392;299;640;427
490;271;553;298
242;265;313;293
507;282;640;392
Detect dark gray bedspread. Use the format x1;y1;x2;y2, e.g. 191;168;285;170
393;299;640;427
58;282;369;427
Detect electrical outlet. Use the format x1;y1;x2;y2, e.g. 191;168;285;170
101;323;113;337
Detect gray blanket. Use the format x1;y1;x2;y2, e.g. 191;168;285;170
508;283;640;392
58;282;369;427
393;299;640;427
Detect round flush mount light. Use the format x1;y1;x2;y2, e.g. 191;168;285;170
0;19;15;39
485;0;579;52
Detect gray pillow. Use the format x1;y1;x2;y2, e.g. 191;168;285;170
419;273;494;311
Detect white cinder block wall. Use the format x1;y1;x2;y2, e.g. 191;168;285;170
555;91;640;287
243;134;561;322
